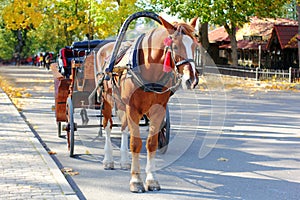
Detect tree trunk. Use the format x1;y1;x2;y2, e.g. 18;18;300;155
15;29;24;66
198;22;210;51
224;23;238;66
297;4;300;69
64;23;73;45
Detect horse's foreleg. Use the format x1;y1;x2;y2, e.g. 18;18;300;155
102;101;114;170
145;134;160;191
127;107;145;193
145;105;165;191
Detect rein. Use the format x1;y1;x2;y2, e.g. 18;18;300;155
175;58;195;67
164;35;196;71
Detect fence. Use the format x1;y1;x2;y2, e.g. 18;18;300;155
199;65;300;83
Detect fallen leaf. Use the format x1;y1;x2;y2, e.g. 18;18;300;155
48;151;56;155
61;167;79;176
217;157;229;162
23;93;32;98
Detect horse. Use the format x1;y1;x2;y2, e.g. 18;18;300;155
96;16;199;193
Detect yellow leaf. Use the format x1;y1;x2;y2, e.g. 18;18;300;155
61;167;79;176
48;151;57;155
23;93;32;98
15;92;22;97
217;157;229;162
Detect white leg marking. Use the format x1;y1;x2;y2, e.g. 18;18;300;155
130;153;141;183
145;152;156;181
120;129;130;169
145;151;160;191
103;122;114;168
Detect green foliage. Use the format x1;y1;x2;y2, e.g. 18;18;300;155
0;0;142;62
0;29;15;60
91;0;142;38
0;0;296;62
153;0;291;66
153;0;289;27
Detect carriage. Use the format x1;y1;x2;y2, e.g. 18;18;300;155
51;11;199;193
51;13;171;158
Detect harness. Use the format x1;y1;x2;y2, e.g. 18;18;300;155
123;33;177;94
124;33;195;94
101;31;196;96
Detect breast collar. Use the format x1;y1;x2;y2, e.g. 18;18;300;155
125;33;181;94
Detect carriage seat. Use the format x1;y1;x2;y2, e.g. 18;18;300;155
59;40;116;78
72;40;115;52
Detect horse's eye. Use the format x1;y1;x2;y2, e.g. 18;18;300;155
173;45;178;51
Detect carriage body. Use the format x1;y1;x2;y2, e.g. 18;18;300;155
52;40;113;122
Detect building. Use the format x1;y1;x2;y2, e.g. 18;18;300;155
208;17;298;69
267;25;298;69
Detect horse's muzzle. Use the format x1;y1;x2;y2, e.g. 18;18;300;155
191;76;199;89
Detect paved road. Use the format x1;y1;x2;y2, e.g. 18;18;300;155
1;65;300;200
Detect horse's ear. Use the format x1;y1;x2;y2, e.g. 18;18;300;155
159;16;176;34
190;17;198;29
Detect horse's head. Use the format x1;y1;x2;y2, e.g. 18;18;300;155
159;16;199;89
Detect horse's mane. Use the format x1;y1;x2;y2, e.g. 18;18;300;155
172;22;195;39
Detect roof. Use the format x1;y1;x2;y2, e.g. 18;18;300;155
209;17;298;43
266;25;298;49
208;27;230;43
236;17;298;41
219;40;267;50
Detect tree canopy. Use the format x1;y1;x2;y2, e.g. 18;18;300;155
0;0;141;62
0;0;297;64
152;0;292;66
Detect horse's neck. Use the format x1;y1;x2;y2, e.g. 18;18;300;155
138;30;167;82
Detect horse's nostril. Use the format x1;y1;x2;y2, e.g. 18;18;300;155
186;79;192;89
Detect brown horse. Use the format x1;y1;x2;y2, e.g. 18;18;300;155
96;16;199;193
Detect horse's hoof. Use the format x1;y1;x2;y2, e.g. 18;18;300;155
120;162;131;170
103;162;114;170
146;180;161;191
130;182;145;193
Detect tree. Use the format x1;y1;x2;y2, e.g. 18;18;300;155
2;0;43;64
153;0;289;66
92;0;141;38
297;3;300;69
151;0;211;50
0;0;154;62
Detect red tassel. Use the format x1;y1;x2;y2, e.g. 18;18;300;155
163;51;172;72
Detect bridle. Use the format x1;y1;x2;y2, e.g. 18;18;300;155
164;34;196;75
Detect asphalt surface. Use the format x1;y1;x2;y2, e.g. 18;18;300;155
0;65;300;200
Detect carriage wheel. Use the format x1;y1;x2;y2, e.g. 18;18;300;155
158;105;170;154
98;107;103;137
57;122;62;137
66;97;75;157
98;86;104;137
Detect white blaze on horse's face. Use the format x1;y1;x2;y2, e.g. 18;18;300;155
182;35;196;77
179;35;197;89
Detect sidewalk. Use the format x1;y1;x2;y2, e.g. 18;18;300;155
0;88;78;199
